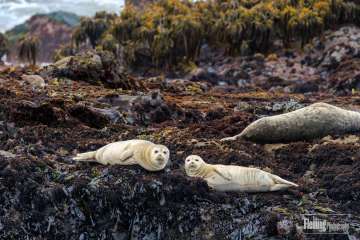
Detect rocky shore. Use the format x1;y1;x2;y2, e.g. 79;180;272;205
1;26;360;239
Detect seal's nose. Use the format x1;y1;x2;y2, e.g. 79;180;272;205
156;156;165;164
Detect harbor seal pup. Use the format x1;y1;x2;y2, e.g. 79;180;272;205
184;155;298;192
221;102;360;143
73;140;169;171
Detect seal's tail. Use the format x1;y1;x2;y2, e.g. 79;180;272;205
73;151;96;161
271;174;299;187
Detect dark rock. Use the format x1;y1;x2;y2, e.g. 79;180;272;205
291;80;320;94
205;108;225;121
188;67;220;85
221;68;250;85
98;92;204;125
130;91;178;125
9;100;66;126
328;59;360;95
69;103;123;128
42;50;145;90
261;76;289;90
284;50;296;58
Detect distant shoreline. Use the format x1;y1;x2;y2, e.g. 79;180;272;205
0;0;124;33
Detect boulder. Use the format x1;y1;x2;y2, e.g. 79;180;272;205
42;50;145;90
21;74;46;88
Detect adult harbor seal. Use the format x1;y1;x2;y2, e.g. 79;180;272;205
73;140;170;171
184;155;298;192
221;102;360;143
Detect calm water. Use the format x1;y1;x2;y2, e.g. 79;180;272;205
0;0;124;32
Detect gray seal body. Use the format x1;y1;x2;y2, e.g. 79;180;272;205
222;103;360;143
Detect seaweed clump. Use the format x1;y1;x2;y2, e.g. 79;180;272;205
65;0;360;70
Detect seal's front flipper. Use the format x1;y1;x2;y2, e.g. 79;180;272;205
215;168;232;181
220;136;238;142
118;150;134;163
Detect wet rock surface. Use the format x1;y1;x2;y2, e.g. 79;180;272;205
1;26;360;239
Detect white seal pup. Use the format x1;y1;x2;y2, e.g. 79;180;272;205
221;102;360;143
73;140;169;171
184;155;298;192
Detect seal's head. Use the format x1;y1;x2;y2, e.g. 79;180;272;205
149;145;170;168
185;155;206;177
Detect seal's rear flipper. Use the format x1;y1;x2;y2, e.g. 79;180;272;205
271;174;299;187
73;151;96;161
220;131;246;142
269;184;294;191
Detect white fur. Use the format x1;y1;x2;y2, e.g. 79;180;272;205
185;155;298;192
74;140;170;171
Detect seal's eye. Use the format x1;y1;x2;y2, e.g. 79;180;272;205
155;150;159;154
186;159;190;162
195;159;199;162
163;151;167;154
